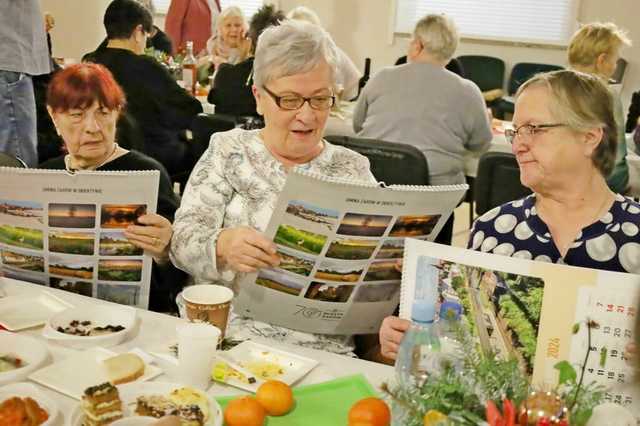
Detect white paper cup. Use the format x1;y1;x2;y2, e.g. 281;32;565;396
182;285;233;338
176;322;220;390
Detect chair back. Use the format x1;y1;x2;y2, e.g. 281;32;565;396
507;62;564;95
474;152;531;215
191;113;237;149
610;58;628;85
324;135;429;185
0;153;27;168
456;55;505;92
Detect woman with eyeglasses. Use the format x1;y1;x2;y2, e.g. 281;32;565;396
379;69;640;361
171;21;376;355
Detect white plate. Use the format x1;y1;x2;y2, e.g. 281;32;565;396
213;340;319;393
0;382;59;426
42;304;136;349
0;291;73;331
69;381;223;426
29;347;162;400
0;331;49;385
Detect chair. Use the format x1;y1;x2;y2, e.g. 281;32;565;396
323;135;429;185
610;58;628;85
474;152;531;216
495;62;564;118
0;153;27;168
456;55;505;105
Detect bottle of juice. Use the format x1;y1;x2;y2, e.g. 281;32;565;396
182;40;197;95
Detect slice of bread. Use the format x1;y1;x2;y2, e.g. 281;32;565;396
103;353;145;385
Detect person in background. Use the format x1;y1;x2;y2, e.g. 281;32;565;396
0;0;51;166
207;4;285;117
353;14;491;245
165;0;216;55
203;6;250;74
40;63;187;312
171;21;376;355
286;6;361;101
394;54;465;78
84;0;202;176
625;90;639;134
380;70;640;360
568;22;632;194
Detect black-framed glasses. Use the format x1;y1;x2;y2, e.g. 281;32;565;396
505;123;568;144
261;86;335;111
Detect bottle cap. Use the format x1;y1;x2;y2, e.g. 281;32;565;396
412;299;436;323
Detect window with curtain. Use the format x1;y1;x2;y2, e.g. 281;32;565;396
153;0;265;17
394;0;579;46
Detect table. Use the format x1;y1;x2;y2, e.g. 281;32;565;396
325;103;640;197
0;278;393;425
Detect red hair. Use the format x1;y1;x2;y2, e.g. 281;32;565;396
47;63;126;112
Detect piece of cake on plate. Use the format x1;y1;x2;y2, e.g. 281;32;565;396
82;382;123;426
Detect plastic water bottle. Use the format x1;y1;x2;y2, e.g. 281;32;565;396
393;302;443;424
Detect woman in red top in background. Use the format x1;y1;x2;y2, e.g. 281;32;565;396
165;0;219;55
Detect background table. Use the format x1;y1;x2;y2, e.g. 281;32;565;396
0;278;393;425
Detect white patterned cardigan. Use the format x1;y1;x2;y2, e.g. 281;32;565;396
170;128;376;354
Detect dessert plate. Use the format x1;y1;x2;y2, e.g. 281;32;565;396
212;340;318;393
69;381;222;426
29;347;162;400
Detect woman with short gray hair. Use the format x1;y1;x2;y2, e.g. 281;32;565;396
353;13;491;244
380;69;640;361
171;20;376;355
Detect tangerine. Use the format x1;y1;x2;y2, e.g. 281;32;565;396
256;380;294;416
347;397;391;426
223;396;266;426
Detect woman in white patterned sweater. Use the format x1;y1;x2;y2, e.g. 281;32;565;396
170;21;376;354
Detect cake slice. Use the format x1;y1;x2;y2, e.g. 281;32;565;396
103;353;145;385
135;395;178;418
82;382;123;426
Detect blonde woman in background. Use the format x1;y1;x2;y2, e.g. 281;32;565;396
568;22;632;194
205;6;250;69
287;6;361;100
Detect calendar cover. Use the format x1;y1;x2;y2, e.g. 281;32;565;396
400;239;640;418
0;168;159;309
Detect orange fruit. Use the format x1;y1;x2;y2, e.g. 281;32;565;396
256;380;294;416
223;396;266;426
348;397;391;426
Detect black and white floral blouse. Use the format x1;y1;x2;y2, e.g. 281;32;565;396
170;128;376;354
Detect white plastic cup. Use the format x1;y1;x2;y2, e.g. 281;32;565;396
175;322;220;390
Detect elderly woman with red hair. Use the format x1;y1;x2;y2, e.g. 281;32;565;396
39;63;185;312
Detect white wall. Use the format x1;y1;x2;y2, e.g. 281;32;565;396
40;0;111;62
279;0;640;110
39;0;640;109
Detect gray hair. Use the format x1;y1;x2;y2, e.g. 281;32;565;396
413;14;459;62
286;6;321;26
516;70;617;177
217;6;245;29
253;20;339;89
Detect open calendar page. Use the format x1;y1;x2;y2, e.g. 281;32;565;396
235;170;467;335
400;239;640;419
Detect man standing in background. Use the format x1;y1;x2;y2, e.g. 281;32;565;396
0;1;52;166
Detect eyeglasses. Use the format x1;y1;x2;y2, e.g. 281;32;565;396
504;123;567;144
261;86;335;111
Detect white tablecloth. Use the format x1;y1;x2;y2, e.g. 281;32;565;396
0;278;393;425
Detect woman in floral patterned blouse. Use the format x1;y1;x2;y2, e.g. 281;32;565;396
170;21;376;354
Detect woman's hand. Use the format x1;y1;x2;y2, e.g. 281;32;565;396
379;316;411;360
216;226;280;273
624;342;637;366
124;214;172;262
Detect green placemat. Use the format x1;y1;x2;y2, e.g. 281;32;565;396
216;374;378;425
